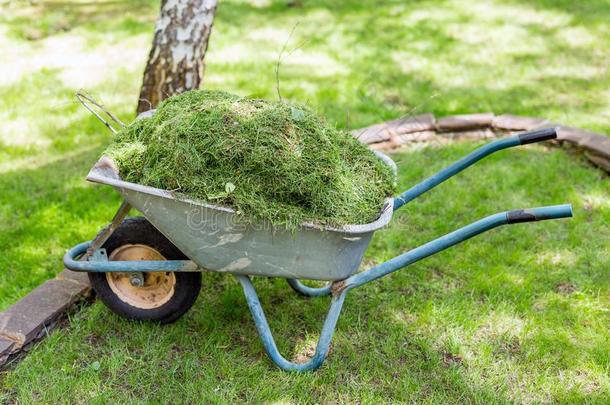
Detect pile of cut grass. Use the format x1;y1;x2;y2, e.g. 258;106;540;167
105;90;395;229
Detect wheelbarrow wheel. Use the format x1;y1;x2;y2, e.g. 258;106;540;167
88;217;201;324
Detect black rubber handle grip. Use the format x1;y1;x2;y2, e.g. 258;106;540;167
518;127;557;145
506;204;573;224
506;210;540;223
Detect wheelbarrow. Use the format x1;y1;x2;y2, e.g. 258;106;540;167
64;122;572;371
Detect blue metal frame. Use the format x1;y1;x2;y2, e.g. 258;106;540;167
237;275;345;371
286;279;332;297
63;242;199;272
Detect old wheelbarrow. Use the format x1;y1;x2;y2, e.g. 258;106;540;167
64;123;572;371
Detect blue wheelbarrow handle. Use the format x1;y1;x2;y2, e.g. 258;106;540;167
393;128;558;210
342;204;573;290
237;203;572;371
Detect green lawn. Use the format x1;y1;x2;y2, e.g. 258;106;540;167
1;0;609;403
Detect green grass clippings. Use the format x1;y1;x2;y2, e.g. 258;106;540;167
105;90;395;229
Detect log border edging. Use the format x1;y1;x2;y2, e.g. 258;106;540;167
352;112;610;173
0;270;91;368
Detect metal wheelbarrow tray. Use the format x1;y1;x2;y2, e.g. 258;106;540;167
64;127;573;371
83;153;395;282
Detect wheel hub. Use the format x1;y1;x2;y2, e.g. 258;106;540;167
106;244;176;309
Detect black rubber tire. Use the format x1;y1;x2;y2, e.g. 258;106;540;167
88;217;201;324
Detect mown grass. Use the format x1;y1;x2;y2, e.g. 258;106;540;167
2;144;609;403
0;0;609;403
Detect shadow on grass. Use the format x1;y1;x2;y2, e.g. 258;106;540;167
203;0;610;134
0;146;121;309
3;0;609;133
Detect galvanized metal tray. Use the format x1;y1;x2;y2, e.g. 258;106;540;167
86;154;395;281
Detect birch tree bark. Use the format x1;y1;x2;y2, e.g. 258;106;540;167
137;0;218;114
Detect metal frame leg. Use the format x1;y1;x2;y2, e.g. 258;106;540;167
286;279;331;297
236;275;346;371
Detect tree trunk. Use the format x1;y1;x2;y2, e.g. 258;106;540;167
137;0;218;114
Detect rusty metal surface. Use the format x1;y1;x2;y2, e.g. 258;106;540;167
87;199;131;255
